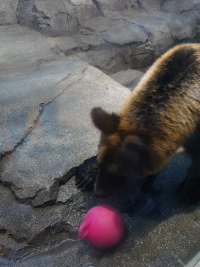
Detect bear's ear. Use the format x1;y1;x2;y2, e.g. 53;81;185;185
91;107;120;135
122;136;150;180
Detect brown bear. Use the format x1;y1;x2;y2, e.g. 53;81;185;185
91;43;200;204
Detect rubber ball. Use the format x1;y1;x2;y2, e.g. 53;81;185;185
78;204;124;248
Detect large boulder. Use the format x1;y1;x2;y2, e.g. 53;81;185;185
77;49;128;75
106;9;196;58
102;22;148;45
161;0;200;41
0;56;131;262
0;57;130;204
17;0;100;36
76;17;154;73
74;8;197;73
80;16;116;34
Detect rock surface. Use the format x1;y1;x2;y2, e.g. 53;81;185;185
0;25;60;79
1;0;200;74
0;57;130;204
110;69;144;90
17;0;100;37
0;0;18;24
75;7;198;73
161;0;200;14
1;1;200;266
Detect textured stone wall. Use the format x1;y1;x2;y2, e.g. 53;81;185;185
1;0;200;37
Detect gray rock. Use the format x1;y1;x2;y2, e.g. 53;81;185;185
0;186;63;242
110;69;144;90
161;0;200;14
0;55;132;262
124;0;139;9
0;183;82;267
104;5;143;20
0;234;27;260
161;0;200;42
138;0;163;12
56;177;79;203
103;22;148;45
49;36;80;56
0;58;86;156
78;41;154;74
0;0;18;24
17;0;73;36
123;41;154;69
0;58;130;202
96;0;127;14
108;10;196;59
17;0;99;36
78;49;127;75
80;16;117;33
1;1;198;76
73;33;105;51
0;25;59;79
159;12;196;41
67;0;99;24
15;241;87;267
119;11;174;57
76;18;153;73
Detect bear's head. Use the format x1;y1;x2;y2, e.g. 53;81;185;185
91;107;155;198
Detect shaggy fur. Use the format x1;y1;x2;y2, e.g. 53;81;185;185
91;43;200;204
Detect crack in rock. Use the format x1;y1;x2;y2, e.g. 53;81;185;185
20;239;78;263
41;67;88;108
0;107;42;160
31;166;78;208
0;219;79;261
0;66;88;207
91;0;104;16
16;222;78;261
0;67;88;160
0;180;36;206
122;19;151;36
137;0;148;13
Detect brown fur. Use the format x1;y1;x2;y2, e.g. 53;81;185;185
91;43;200;203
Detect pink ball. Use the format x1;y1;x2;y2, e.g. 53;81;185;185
78;204;124;248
